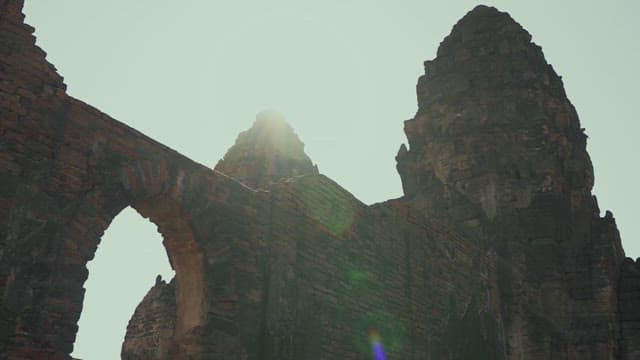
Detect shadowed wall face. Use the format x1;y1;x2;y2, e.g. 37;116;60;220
1;2;639;360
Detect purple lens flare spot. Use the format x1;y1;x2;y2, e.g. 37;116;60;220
372;342;387;360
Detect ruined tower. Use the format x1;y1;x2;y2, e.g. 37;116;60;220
1;2;638;359
396;5;629;358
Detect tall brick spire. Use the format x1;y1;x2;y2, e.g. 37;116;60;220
396;6;625;358
396;5;592;221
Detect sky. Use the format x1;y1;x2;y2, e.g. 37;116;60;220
21;1;640;359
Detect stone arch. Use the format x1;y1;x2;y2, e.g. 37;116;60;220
132;196;205;346
55;161;207;358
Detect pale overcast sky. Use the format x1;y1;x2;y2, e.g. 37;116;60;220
22;1;639;359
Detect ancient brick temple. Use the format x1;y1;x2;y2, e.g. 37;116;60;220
1;1;638;359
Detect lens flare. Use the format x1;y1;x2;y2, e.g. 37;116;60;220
368;329;388;360
295;180;357;235
355;313;405;358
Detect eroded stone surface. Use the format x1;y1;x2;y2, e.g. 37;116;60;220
619;258;640;358
0;3;637;360
121;277;176;359
397;5;627;358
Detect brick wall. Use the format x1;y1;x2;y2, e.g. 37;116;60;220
1;2;637;359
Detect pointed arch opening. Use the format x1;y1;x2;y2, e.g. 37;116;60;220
70;194;206;359
72;206;175;359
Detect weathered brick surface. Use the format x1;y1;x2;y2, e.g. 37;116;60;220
619;258;640;358
121;277;176;359
1;2;637;360
0;2;265;357
396;5;630;359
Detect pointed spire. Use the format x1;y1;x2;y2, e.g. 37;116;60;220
215;110;318;188
397;6;592;221
437;5;533;58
